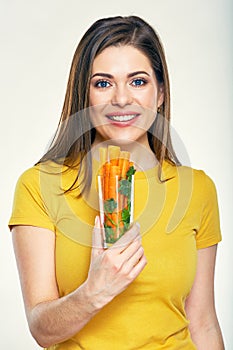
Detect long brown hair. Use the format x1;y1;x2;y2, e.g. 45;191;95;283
37;15;180;193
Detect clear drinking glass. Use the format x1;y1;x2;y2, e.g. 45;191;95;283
98;173;135;247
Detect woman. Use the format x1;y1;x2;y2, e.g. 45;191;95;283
9;16;224;349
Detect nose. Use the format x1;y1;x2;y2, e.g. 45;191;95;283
111;84;133;107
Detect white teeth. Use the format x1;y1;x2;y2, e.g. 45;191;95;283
108;114;137;122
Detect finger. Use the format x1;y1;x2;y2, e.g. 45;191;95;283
129;255;147;280
121;246;145;274
92;216;104;255
120;239;142;261
122;247;147;279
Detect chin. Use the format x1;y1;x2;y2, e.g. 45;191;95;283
112;138;135;146
105;128;143;141
106;133;140;144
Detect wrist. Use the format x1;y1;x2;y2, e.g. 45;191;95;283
80;280;110;312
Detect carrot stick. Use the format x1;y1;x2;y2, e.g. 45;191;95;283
105;213;115;228
104;165;119;233
118;151;125;214
98;148;106;201
108;145;120;166
110;166;120;235
109;165;119;200
99;147;107;164
129;161;134;168
119;151;129;177
98;147;107;177
104;163;111;200
118;156;124;180
121;151;130;179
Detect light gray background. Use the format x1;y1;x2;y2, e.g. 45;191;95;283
0;0;232;348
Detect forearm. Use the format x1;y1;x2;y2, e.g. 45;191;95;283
27;282;102;348
190;321;225;350
15;223;145;348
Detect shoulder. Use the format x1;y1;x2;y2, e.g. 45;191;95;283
164;162;218;202
16;164;41;189
16;161;82;200
15;161;65;191
181;166;218;196
165;161;216;186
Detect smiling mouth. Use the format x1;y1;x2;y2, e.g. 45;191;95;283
106;114;139;122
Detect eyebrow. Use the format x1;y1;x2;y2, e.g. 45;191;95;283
91;71;150;79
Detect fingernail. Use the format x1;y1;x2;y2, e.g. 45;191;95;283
95;216;98;225
136;222;140;229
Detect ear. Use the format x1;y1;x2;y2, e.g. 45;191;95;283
157;84;164;107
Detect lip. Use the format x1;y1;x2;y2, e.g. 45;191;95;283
105;111;140;127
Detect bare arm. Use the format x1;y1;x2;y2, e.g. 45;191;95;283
12;217;147;348
185;245;224;349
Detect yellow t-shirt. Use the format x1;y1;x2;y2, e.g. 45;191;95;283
9;159;222;350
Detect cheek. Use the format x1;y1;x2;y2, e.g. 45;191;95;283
89;104;107;128
89;109;100;127
148;92;158;111
136;88;158;111
89;91;97;107
89;87;98;106
89;89;110;107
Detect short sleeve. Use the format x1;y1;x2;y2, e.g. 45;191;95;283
195;171;222;249
8;166;55;232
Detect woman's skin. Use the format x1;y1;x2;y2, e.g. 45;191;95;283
12;221;146;348
89;45;164;150
12;45;224;349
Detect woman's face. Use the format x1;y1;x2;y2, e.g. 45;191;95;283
89;45;164;147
